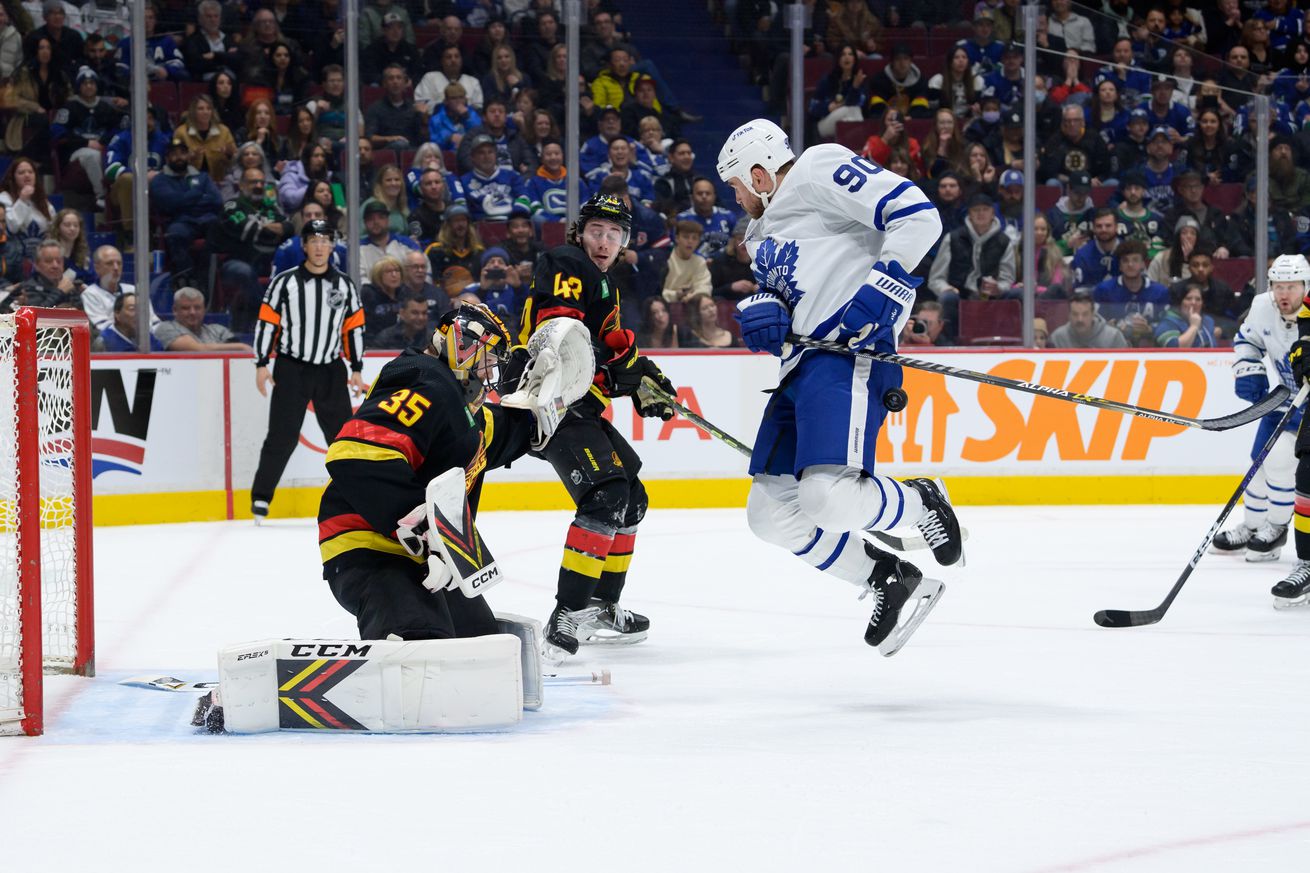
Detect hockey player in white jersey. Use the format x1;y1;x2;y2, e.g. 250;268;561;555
717;118;963;656
1210;256;1304;562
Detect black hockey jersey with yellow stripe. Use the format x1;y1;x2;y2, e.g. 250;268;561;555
317;349;532;571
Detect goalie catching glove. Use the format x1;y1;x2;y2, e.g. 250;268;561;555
500;317;596;449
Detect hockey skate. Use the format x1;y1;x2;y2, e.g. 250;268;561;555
251;500;269;526
1272;561;1310;609
903;478;965;567
576;599;649;646
1245;522;1288;563
1210;524;1256;555
861;542;944;657
190;690;226;733
542;603;600;661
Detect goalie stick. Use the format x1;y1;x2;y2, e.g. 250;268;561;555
120;671;612;692
786;335;1291;432
1094;383;1310;629
637;377;957;553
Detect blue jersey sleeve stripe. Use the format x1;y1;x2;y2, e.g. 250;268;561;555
883;201;937;226
873;180;915;232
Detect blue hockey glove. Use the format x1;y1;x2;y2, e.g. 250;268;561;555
735;291;791;356
840;261;916;351
1233;359;1269;403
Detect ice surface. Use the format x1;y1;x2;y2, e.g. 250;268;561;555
2;506;1310;872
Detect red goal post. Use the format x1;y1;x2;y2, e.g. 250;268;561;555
0;308;94;737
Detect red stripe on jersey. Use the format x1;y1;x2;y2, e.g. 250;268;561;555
610;531;636;555
318;513;372;543
335;419;425;468
535;307;584;329
565;523;614;558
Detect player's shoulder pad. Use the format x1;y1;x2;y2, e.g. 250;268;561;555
373;349;464;407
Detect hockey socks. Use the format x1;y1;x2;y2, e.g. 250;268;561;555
557;520;615;608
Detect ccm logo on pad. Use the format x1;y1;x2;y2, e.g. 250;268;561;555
289;643;374;658
469;565;502;591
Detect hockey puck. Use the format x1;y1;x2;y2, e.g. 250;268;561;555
883;386;908;412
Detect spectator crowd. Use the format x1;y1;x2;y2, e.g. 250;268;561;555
0;0;1302;353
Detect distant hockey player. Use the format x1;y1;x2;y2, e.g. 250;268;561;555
718;118;963;655
318;303;534;640
1274;255;1310;607
1211;256;1304;563
519;192;678;659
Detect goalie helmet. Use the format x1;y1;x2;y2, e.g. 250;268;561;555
1268;254;1310;292
569;191;632;249
717;118;795;208
433;303;515;402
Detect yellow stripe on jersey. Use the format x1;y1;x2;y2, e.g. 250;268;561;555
1295;514;1310;534
482;405;495;446
1299;304;1310;319
325;439;410;465
320;529;422;564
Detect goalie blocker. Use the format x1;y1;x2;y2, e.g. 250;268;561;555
213;614;545;734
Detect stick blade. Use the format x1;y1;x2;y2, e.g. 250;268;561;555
1093;608;1162;628
1200;385;1292;431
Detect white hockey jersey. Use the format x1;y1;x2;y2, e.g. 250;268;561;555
741;143;942;379
1234;291;1297;392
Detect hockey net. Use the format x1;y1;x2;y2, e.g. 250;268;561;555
0;308;94;737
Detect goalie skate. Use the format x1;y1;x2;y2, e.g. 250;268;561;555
860;543;944;657
576;599;649;646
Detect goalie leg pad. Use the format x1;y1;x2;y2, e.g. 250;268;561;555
218;636;523;734
495;613;544;710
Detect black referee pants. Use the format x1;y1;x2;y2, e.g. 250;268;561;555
252;357;353;506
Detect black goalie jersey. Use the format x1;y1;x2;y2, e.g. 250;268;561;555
317;349;532;573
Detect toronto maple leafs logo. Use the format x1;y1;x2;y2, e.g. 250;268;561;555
753;238;803;308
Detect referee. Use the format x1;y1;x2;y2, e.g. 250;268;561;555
251;218;367;523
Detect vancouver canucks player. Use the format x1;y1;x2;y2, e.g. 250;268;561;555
718;118;963;655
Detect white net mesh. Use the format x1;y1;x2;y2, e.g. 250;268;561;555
0;316;20;729
37;325;78;670
0;314;82;735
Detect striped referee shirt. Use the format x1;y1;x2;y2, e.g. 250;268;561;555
254;264;366;370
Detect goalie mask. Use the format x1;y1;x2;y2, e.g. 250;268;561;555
434;303;514;404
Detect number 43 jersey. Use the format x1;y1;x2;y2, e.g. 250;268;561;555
521;243;621;360
742;143;942;379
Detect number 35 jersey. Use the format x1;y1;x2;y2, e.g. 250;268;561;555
317;349;532;572
742;143;942;379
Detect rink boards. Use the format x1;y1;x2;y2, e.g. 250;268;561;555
87;348;1264;524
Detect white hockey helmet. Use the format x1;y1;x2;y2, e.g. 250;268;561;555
717;118;795;208
1268;253;1310;290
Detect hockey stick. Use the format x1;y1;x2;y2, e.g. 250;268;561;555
120;671;612;692
637;377;951;553
785;335;1291;432
639;376;753;456
1093;383;1310;629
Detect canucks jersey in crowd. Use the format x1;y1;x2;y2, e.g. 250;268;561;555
462;165;529;220
677;204;738;258
526;166;568;220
